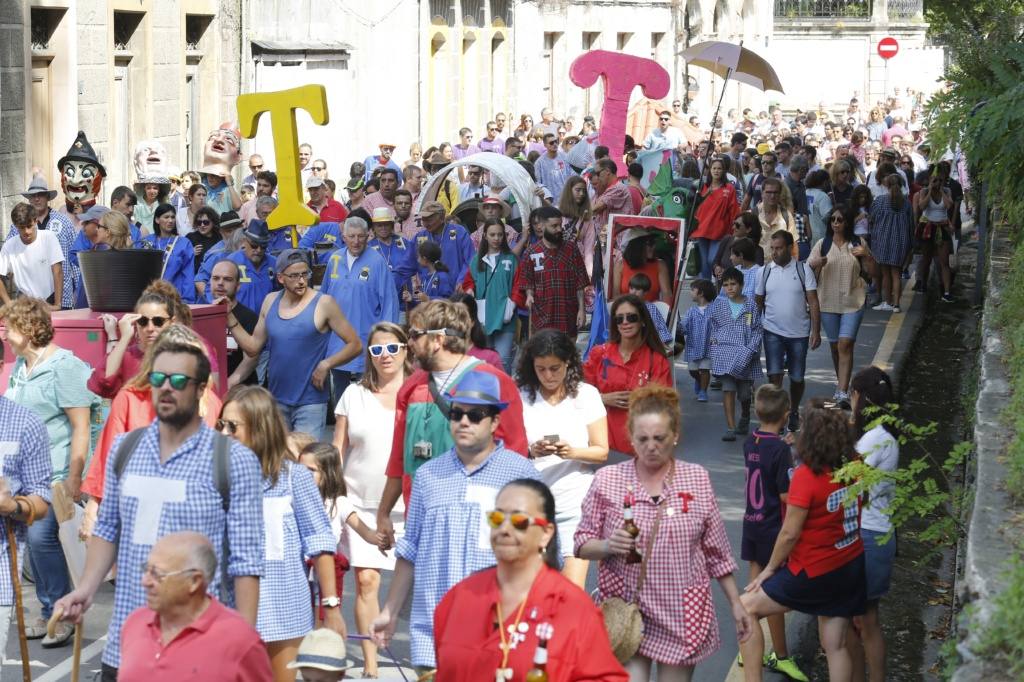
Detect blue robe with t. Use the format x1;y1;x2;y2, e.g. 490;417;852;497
135;234;196;303
321;246;399;373
223;250;275;312
399;224;475;288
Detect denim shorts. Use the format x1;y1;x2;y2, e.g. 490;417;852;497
862;528;897;601
763;330;809;382
821;308;866;342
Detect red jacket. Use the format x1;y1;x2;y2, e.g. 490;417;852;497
434;566;628;682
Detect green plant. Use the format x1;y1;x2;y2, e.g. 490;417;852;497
973;557;1024;677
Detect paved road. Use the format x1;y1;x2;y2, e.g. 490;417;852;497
4;280;924;681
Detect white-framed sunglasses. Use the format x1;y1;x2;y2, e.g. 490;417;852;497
369;343;406;357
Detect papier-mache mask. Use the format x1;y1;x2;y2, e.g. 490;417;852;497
57;130;106;213
133;139;169;179
199;123;242;178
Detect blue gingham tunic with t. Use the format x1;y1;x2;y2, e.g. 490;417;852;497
256;460;336;642
396;443;540;668
93;421;264;667
0;397;53;606
679;304;712;362
708;296;764;381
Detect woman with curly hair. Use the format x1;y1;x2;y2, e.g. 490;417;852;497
740;400;867;681
516;330;608;586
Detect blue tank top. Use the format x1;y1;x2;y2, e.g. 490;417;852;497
265;291;329;406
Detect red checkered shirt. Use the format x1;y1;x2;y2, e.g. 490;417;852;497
575;460;738;666
519;240;590;335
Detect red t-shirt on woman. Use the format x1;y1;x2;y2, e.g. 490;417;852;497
785;464;863;578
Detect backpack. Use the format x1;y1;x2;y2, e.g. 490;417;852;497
758;260;808;312
821;233;861;257
114;428;233;602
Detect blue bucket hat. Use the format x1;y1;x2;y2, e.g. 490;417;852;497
448;370;509;411
243;219;271;245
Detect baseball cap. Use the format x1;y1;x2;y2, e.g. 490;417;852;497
80;205;110;223
417;201;445;219
305;176;326;189
275;248;311;273
346;176;365;192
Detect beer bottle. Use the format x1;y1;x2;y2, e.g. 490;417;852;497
525;638;549;682
623;490;642;564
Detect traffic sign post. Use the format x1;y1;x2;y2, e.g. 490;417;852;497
877;37;899;100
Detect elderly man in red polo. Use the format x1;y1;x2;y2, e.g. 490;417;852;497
118;532;271;682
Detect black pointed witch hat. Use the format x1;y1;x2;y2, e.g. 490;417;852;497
57;130;107;176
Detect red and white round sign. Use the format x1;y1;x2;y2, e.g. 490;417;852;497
877;37;899;60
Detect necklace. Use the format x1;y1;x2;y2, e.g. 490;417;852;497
23;345;53;377
495;594;530;681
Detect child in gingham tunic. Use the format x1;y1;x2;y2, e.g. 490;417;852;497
709;267;764;437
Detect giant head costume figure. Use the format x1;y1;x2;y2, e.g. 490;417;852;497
199;123;242;179
133;139;171;205
57;130;106;213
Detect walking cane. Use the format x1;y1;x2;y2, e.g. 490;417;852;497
6;520;32;682
47;607;82;682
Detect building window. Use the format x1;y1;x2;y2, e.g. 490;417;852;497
430;0;455;26
651;32;664;60
543;32;561;109
462;0;484;26
113;11;143;52
30;7;65;51
185;14;212;52
490;0;512;27
773;0;874;19
617;32;632;51
583;31;600;51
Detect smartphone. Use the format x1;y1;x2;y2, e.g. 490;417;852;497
544;434;560;444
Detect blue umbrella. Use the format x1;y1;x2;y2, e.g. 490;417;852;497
584;285;609;360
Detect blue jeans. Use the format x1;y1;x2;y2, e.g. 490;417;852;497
763;330;809;382
27;503;71;619
278;403;327;441
696;238;721;281
487;328;517;375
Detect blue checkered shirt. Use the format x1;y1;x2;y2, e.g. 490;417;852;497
256;460;336;642
7;209;78;308
93;421;264;667
709;296;764;381
679;304;712;362
0;397;53;606
396;442;540;668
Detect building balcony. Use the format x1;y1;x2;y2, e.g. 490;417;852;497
773;0;923;23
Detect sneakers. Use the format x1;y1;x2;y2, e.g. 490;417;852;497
787;413;800;433
942;292;955;303
872;301;893;312
25;616;47;640
722;430;737;442
693;377;701;395
696;390;709;402
764;651;810;682
735;416;750;435
832;390;851;410
892;304;902;313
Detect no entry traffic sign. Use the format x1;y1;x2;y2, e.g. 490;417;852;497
877;36;899;60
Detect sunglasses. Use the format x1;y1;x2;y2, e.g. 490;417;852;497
486;510;550;531
614;313;640;325
216;418;244;434
313;166;326;171
659;117;670;122
195;219;212;226
487;128;497;132
250;164;264;170
448;406;494;424
830;215;845;223
137;316;169;328
369;342;406;357
148;372;197;390
408;327;460;340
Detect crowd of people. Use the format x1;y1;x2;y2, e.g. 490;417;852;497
0;88;953;681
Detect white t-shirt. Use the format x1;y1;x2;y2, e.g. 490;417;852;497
755;259;817;338
0;230;64;300
857;424;899;533
520;383;606;506
335;383;405;512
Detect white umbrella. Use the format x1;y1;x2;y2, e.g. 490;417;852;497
417;153;542;216
679;41;785;94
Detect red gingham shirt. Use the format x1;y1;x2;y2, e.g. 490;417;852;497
575;460;738;666
519;241;590;335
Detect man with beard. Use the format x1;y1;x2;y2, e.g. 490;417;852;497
54;337;264;680
225;249;361;438
363;144;404;185
321;216;399;392
239;171;277;226
194;211;243;301
210;260;259;387
372;369;538;675
374;300;528;546
519;205;588;338
8;177;78;308
362;167;399;214
393;189;417;240
220;220;277;312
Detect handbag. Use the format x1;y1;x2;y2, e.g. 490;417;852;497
599;500;665;664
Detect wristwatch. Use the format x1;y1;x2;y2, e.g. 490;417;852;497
321;596;341;609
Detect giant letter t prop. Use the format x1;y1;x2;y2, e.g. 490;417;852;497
570;50;670;177
237;85;330;245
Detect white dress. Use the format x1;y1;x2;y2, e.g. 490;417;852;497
335;383;405;570
520;382;606;557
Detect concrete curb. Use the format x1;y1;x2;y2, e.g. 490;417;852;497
952;222;1018;682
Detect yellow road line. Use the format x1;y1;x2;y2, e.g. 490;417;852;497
871;274;917;372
